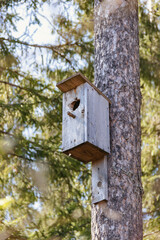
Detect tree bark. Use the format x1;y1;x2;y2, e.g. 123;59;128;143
92;0;143;239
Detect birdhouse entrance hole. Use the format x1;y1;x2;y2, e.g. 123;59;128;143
69;98;80;111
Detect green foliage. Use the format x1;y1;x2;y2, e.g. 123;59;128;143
139;1;160;239
0;0;92;239
0;0;160;239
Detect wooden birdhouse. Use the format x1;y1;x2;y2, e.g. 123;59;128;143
57;73;110;163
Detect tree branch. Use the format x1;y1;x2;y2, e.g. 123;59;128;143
0;37;76;70
0;130;14;137
0;77;51;100
0;66;31;79
0;80;27;91
143;208;160;216
144;230;160;238
0;37;76;49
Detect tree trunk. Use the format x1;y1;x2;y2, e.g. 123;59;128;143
92;1;143;239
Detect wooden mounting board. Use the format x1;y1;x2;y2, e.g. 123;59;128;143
56;72;111;104
92;155;108;204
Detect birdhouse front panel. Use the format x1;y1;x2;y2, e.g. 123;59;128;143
62;83;87;152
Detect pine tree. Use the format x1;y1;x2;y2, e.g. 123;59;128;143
0;0;93;239
0;0;160;239
140;1;160;239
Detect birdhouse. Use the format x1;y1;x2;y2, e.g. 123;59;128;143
57;73;110;163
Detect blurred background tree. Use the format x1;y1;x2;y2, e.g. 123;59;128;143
0;0;93;239
0;0;159;239
140;1;160;239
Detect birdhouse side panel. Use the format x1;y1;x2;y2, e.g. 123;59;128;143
86;84;110;154
62;84;87;152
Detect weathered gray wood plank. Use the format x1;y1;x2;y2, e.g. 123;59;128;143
87;84;110;154
62;84;86;151
92;155;108;203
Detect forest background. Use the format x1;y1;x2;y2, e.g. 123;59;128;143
0;0;160;239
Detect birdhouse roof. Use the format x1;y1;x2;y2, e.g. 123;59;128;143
56;72;111;103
